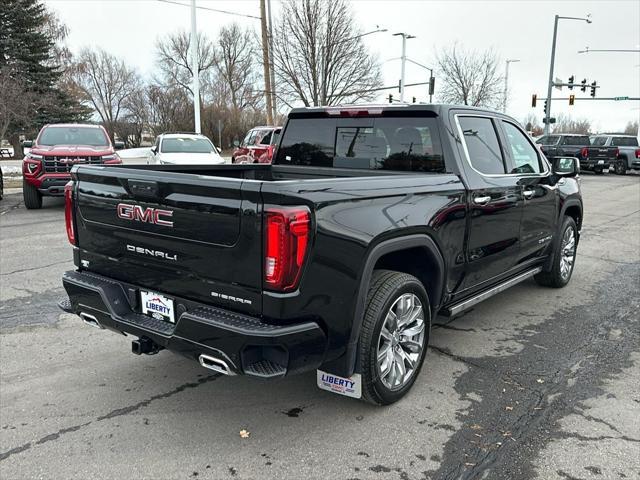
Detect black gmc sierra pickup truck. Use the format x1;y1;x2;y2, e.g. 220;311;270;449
59;105;583;405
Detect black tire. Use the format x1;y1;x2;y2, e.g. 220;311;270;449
23;180;42;209
534;216;578;288
594;167;604;175
358;270;431;405
614;159;627;175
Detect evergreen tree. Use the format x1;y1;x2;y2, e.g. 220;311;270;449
0;0;90;155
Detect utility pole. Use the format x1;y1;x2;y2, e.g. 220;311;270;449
190;0;201;133
393;32;415;102
266;0;276;121
544;14;592;135
260;0;274;125
503;59;520;113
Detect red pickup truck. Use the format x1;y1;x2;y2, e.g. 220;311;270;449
22;124;121;209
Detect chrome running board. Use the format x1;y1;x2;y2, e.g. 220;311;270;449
445;267;542;317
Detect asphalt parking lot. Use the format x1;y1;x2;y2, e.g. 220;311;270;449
1;173;638;480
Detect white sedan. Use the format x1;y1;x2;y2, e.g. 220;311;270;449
150;134;225;165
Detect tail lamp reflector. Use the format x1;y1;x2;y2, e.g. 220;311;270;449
64;181;76;245
264;207;311;291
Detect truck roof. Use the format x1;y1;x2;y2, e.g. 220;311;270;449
42;123;103;129
288;103;511;117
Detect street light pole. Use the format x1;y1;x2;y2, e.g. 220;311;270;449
544;14;592;135
190;0;201;133
394;32;415;102
503;59;520;113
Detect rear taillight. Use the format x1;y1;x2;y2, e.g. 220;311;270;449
580;147;589;158
614;147;620;158
64;181;76;245
264;207;311;291
635;148;640;159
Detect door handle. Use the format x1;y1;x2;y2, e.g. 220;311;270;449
523;189;535;199
473;195;491;205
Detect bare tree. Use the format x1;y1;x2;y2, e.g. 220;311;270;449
271;0;382;107
552;114;592;134
156;31;217;96
215;24;261;111
0;68;41;143
145;84;193;136
521;113;543;136
73;48;140;140
624;120;639;135
436;43;503;108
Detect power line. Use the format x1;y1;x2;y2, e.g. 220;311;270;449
156;0;261;20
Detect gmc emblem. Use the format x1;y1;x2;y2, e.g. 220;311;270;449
117;203;174;227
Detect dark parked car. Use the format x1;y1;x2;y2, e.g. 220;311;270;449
535;133;617;174
22;124;121;209
59;104;582;405
231;126;281;164
590;134;640;175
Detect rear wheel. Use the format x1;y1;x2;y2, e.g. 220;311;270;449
359;270;430;405
22;180;42;209
535;216;577;288
594;167;604;175
614;159;627;175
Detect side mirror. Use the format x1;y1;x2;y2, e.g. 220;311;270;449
22;140;33;148
552;157;580;177
150;146;157;154
114;141;125;150
233;140;240;148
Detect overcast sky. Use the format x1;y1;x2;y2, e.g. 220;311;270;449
46;0;640;132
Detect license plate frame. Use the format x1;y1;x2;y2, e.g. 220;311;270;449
140;290;175;323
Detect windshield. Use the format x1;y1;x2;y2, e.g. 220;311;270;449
611;137;638;147
590;137;607;146
275;116;444;172
161;137;214;153
562;136;589;146
38;126;110;147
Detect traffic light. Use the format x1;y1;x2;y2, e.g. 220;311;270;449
568;75;575;90
412;97;416;103
590;81;597;97
428;77;436;96
581;79;587;92
569;94;575;106
544;99;548;115
531;94;537;107
388;94;393;103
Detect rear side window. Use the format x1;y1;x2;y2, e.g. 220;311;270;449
259;130;273;145
458;117;506;175
611;137;638;147
276;116;444;172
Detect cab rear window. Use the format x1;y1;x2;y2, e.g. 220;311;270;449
275;117;445;172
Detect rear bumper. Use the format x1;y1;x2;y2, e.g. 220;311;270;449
582;159;610;170
60;270;327;378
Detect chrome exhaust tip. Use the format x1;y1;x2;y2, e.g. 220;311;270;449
79;312;104;329
198;354;235;376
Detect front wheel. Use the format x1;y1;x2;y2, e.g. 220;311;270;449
23;180;42;209
358;270;430;405
535;216;577;288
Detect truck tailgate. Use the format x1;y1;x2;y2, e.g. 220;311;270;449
73;166;263;315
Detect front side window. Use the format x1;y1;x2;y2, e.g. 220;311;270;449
161;137;214;153
502;121;542;174
458;116;505;175
38;127;110;147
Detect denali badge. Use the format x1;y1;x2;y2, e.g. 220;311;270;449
117;203;173;227
127;244;177;261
